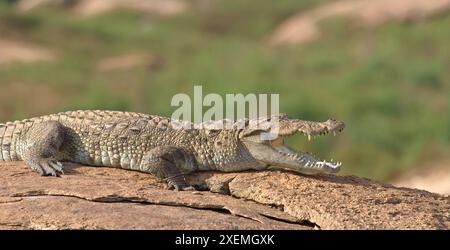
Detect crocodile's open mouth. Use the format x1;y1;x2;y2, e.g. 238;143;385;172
268;133;343;174
240;118;345;175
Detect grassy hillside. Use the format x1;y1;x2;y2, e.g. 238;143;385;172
0;0;449;181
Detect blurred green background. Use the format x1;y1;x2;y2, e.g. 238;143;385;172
0;0;449;183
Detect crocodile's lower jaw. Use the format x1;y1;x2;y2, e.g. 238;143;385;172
288;161;341;175
273;144;342;174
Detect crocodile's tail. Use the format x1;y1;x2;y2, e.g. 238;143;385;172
0;111;113;162
0;121;25;162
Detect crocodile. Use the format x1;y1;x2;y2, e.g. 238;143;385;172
0;110;345;190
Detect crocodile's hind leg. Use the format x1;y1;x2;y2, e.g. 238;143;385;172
22;121;65;176
140;146;197;191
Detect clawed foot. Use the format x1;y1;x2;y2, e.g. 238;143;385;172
29;159;64;177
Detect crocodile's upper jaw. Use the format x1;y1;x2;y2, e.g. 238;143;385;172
240;117;345;175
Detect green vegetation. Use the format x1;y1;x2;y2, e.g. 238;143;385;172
0;0;449;181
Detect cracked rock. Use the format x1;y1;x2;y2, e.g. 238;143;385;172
188;171;450;229
0;162;448;229
0;162;308;229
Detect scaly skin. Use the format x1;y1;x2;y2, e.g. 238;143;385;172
0;110;345;190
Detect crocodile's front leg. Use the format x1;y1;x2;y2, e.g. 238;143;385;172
140;146;197;191
22;121;65;176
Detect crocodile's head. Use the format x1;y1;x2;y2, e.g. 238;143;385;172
239;114;345;175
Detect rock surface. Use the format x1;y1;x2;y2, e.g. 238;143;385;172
0;161;448;229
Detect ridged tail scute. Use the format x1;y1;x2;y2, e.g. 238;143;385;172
0;122;23;162
0;123;5;161
0;123;8;161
